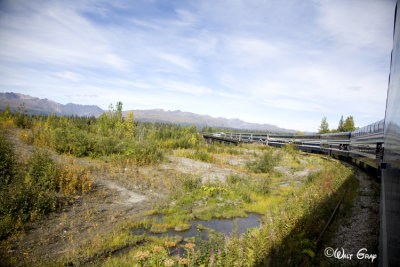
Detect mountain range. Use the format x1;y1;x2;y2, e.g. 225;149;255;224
0;92;104;117
0;92;296;133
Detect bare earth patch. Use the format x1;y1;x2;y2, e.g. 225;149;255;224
161;156;241;183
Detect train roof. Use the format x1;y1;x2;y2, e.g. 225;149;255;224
351;119;384;136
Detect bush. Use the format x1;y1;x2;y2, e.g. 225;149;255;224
246;150;281;173
192;150;214;162
124;142;163;165
227;174;242;185
14;113;32;129
18;130;34;144
0;131;15;185
181;175;202;191
26;151;57;190
178;150;215;163
284;143;298;156
58;167;93;196
240;190;252;203
306;171;322;184
254;177;271;195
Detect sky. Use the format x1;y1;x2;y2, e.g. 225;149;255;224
0;0;397;132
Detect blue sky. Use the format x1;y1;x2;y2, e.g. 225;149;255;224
0;0;396;131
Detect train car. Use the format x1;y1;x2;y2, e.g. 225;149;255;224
320;132;351;158
267;134;294;147
293;134;322;152
380;1;400;265
250;134;269;143
349;120;384;169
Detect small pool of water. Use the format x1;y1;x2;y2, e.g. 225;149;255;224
132;213;261;240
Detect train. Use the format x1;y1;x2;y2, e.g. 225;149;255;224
204;118;385;171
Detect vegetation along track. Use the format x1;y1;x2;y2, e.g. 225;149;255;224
0;109;380;266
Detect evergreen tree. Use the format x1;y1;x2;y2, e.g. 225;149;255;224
317;117;330;134
337;115;344;132
343;116;356;132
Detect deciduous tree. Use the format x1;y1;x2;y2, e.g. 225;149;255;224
317;117;330;134
343;116;355;132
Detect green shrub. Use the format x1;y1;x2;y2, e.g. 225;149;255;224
14;113;32;129
180;150;214;163
254;177;271;195
227;174;242;185
306;171;321;184
192;150;214;162
181;175;202;191
240;190;252;203
0;131;15;185
26;151;57;190
284;143;298;156
246;150;281;173
124;142;163;165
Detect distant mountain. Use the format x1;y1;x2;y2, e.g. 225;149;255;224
0;92;104;117
124;109;296;133
0;92;296;133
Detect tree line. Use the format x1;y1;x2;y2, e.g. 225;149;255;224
1;102;203;164
317;115;356;134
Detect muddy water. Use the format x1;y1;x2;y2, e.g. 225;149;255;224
132;213;261;240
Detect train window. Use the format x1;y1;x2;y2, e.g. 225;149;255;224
379;121;384;131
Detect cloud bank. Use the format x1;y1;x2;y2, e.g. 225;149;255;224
0;0;396;131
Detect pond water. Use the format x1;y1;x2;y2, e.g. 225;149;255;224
132;213;261;240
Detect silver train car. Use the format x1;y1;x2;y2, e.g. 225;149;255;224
349;119;384;169
321;132;351;158
204;121;385;171
266;121;384;170
294;134;322;152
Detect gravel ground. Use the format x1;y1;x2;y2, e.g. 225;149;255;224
327;167;380;266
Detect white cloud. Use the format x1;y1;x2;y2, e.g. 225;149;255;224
104;53;129;70
227;37;282;59
0;0;395;131
0;1;127;70
55;71;83;82
157;52;194;71
317;0;396;51
158;80;212;96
